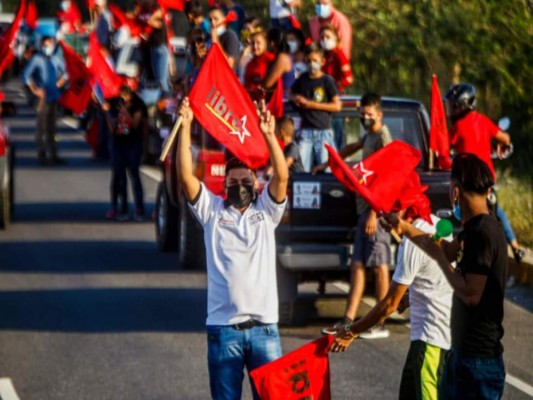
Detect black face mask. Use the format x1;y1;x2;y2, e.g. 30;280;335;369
360;117;375;131
227;184;255;208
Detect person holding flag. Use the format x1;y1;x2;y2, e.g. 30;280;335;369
22;36;68;165
317;92;392;339
329;184;454;400
176;96;288;400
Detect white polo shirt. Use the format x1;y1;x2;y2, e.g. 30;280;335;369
189;183;287;326
393;215;453;350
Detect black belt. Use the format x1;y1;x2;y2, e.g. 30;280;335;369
232;319;267;330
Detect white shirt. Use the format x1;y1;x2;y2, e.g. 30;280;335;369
393;215;453;350
189;183;287;326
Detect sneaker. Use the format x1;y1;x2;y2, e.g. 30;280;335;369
513;248;526;264
359;323;390;339
116;213;130;222
321;317;353;335
105;208;118;220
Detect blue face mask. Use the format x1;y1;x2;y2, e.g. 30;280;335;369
315;4;332;19
452;198;462;222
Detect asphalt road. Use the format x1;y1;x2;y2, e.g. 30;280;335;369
0;80;532;400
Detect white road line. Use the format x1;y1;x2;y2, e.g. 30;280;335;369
506;374;533;397
140;166;162;182
0;378;21;400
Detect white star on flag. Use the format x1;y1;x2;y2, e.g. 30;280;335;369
353;161;374;185
230;115;251;144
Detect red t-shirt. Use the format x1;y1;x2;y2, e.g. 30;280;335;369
322;48;353;93
449;111;499;180
244;52;275;102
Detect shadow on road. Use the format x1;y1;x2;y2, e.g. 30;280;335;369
0;288;207;332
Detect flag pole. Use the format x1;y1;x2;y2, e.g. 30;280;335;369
159;115;183;162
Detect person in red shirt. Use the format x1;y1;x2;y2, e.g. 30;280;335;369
57;0;82;35
445;83;525;264
309;0;352;60
319;24;353;93
243;28;275;102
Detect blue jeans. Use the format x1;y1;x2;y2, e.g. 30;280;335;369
150;44;170;94
438;349;505;400
332;116;345;150
297;128;336;172
495;204;516;243
207;324;282;400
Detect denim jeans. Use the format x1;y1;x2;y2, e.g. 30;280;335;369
150;44;170;94
332;116;345;150
438;349;505;400
297;128;336;172
495;204;516;243
207;324;282;400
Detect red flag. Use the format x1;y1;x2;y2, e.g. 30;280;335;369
108;4;129;29
0;0;27;78
87;33;122;99
157;0;187;11
85;0;96;10
58;41;93;114
251;335;334;400
393;172;432;224
326;141;422;214
267;78;284;119
25;1;38;30
189;43;270;169
430;75;452;170
288;14;301;30
224;10;238;24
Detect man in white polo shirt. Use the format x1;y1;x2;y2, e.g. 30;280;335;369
177;97;289;400
329;203;453;400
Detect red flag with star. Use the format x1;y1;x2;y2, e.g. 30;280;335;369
326;141;422;214
188;43;270;169
87;33;122;99
251;335;334;400
430;75;452;170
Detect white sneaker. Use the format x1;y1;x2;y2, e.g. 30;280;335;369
359;323;390;339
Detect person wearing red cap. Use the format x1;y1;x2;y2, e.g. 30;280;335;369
329;199;453;400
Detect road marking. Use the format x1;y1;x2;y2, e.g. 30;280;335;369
506;374;533;397
140;166;162;182
0;378;21;400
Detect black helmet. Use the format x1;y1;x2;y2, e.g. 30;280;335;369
443;83;477;119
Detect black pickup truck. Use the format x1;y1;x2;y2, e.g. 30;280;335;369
276;96;452;324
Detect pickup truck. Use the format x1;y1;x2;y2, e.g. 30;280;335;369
154;95;452;324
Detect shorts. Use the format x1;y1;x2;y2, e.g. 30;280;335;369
399;340;448;400
351;209;391;267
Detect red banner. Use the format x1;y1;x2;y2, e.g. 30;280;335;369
326;141;422;214
0;0;27;78
87;33;122;99
430;75;452;170
188;43;270;168
251;335;334;400
25;1;38;30
58;41;93;114
267;78;284;119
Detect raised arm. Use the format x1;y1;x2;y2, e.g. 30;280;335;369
177;97;201;202
257;101;288;202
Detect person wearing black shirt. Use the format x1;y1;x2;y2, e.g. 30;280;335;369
383;153;508;399
209;8;241;70
288;43;341;172
103;86;148;221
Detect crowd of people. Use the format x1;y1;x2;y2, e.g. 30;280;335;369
15;0;526;398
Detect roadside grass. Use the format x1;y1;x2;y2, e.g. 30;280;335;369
496;172;533;249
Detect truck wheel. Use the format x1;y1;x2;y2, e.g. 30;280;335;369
179;203;206;270
155;182;179;251
0;157;11;229
277;262;300;326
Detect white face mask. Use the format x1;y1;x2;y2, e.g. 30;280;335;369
320;39;336;51
315;3;332;19
287;40;299;54
42;46;54;56
309;60;322;74
216;26;226;36
60;1;70;11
